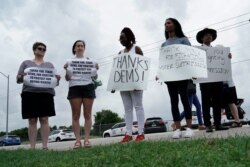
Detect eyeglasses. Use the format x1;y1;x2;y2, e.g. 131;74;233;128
37;47;46;52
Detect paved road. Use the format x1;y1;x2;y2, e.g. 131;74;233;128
1;125;249;151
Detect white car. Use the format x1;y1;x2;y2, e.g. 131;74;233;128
103;122;138;138
48;129;76;142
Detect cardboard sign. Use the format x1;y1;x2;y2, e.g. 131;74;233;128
24;67;57;88
157;44;207;81
107;53;151;91
194;46;231;83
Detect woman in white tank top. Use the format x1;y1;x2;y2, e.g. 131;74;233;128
112;27;145;143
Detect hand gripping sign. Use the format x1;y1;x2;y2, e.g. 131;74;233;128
24;67;58;88
157;44;207;82
107;53;151;91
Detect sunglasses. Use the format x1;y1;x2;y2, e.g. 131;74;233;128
37;47;46;52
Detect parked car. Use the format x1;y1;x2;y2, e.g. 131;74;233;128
103;121;138;138
48;129;76;142
0;135;21;146
144;117;167;134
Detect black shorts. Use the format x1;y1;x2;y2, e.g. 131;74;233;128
21;92;56;119
222;86;238;106
67;84;96;100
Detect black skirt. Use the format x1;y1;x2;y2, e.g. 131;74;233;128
21;92;56;119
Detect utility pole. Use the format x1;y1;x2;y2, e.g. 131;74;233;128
0;72;9;138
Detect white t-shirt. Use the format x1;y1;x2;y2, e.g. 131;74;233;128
66;56;97;87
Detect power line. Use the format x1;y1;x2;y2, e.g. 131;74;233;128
1;14;250;96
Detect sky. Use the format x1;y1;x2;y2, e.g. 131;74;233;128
0;0;250;132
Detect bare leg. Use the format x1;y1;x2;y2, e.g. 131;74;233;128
186;119;192;128
39;117;49;149
174;121;181;129
69;98;82;143
229;103;240;122
82;98;94;142
28;118;38;149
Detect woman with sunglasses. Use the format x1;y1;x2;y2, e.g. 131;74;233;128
64;40;98;149
17;42;61;149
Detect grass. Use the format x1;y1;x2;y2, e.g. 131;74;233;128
0;136;250;167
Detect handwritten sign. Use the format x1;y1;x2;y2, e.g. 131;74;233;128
67;59;97;81
194;46;231;83
107;53;151;91
24;67;57;88
157;44;207;81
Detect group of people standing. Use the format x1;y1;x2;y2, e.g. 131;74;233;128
16;17;242;149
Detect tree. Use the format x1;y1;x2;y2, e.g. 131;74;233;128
94;109;123;125
93;109;123;136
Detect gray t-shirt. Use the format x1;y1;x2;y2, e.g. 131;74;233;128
17;60;56;95
161;37;191;47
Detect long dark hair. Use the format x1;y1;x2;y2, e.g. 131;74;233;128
121;27;136;44
164;18;186;40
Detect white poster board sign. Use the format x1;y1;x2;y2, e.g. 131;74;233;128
157;44;207;82
67;59;97;81
194;46;231;83
24;67;57;88
107;53;151;91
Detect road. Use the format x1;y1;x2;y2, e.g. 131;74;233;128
1;125;250;151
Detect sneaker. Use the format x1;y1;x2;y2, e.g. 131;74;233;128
120;135;133;143
215;125;229;131
206;126;213;133
183;128;194;138
172;129;181;139
135;134;145;142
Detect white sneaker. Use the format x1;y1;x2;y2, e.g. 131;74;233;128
172;129;181;139
183;128;193;138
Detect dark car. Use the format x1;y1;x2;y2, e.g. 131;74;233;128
144;117;167;134
0;135;21;146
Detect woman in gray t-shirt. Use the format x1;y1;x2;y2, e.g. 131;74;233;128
17;42;60;149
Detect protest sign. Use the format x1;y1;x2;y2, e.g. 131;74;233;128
24;67;57;88
194;46;231;83
107;53;151;91
67;59;97;81
157;44;207;82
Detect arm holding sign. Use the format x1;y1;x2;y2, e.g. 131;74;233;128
16;61;28;84
64;63;71;81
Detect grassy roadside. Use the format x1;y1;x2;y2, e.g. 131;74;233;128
0;136;250;167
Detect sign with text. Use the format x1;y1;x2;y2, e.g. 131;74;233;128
194;46;231;83
67;59;97;81
157;44;207;81
24;67;57;88
107;53;151;91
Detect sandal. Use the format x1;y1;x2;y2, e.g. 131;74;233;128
73;141;82;149
230;122;242;128
84;140;91;148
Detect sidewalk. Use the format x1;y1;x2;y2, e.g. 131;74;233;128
1;125;249;151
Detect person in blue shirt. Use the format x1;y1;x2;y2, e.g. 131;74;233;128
160;18;193;139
